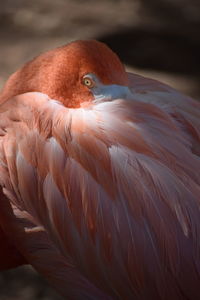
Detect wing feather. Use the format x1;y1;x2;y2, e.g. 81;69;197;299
128;72;200;156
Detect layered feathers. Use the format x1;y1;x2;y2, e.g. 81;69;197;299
0;76;200;299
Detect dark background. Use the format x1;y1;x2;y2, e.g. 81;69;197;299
0;0;200;299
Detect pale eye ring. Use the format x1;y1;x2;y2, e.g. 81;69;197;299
82;76;95;88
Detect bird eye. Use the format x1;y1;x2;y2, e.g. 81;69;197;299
82;77;95;88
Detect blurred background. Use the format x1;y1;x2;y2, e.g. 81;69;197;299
0;0;199;299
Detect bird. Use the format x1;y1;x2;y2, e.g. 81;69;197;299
0;39;200;300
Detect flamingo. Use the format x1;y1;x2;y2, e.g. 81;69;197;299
0;40;200;300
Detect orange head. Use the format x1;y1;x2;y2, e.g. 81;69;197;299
0;40;130;108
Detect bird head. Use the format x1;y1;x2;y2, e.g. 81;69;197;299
0;40;131;108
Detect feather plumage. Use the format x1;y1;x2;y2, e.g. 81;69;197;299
0;80;200;299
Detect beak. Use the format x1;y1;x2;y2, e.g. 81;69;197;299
91;84;133;103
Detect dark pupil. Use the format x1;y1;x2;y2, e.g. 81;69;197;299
86;79;90;85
